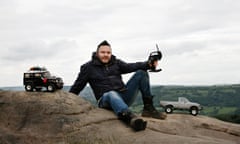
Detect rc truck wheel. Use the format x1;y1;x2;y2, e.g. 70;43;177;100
190;107;199;116
47;84;55;92
25;84;33;92
165;105;173;113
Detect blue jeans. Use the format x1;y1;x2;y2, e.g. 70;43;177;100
98;70;152;115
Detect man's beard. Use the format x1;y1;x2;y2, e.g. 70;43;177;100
99;56;111;63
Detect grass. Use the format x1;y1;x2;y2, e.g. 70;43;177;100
202;106;237;115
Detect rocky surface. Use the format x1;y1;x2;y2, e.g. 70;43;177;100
0;90;239;144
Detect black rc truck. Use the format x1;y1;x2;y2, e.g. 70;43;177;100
23;66;64;92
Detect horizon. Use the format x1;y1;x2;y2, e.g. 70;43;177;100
1;83;240;89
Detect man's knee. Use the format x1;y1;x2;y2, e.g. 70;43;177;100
105;91;122;100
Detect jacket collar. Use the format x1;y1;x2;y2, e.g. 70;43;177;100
91;52;116;65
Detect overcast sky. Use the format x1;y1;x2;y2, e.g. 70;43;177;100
1;0;240;87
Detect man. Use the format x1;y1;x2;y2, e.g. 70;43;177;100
69;40;166;131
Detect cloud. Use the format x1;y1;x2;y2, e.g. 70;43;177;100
2;39;79;62
1;0;240;86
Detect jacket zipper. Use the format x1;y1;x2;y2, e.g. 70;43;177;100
105;65;109;71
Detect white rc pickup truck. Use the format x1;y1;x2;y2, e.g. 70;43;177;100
159;97;202;116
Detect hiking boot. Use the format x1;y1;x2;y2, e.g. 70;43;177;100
130;117;147;131
142;97;167;120
142;104;167;119
118;110;147;131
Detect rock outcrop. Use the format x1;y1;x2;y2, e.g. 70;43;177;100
0;90;239;144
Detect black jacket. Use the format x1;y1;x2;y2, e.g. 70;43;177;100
69;52;150;100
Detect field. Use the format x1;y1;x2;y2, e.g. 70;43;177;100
129;85;240;124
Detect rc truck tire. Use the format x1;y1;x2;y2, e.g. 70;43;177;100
190;106;199;116
47;84;55;92
25;84;33;92
165;105;173;113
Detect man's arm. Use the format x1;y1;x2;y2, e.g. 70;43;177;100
69;64;89;95
117;59;150;74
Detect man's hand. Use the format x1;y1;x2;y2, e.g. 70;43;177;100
148;60;158;68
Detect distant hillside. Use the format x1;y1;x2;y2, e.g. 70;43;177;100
1;84;240;124
132;85;240;124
